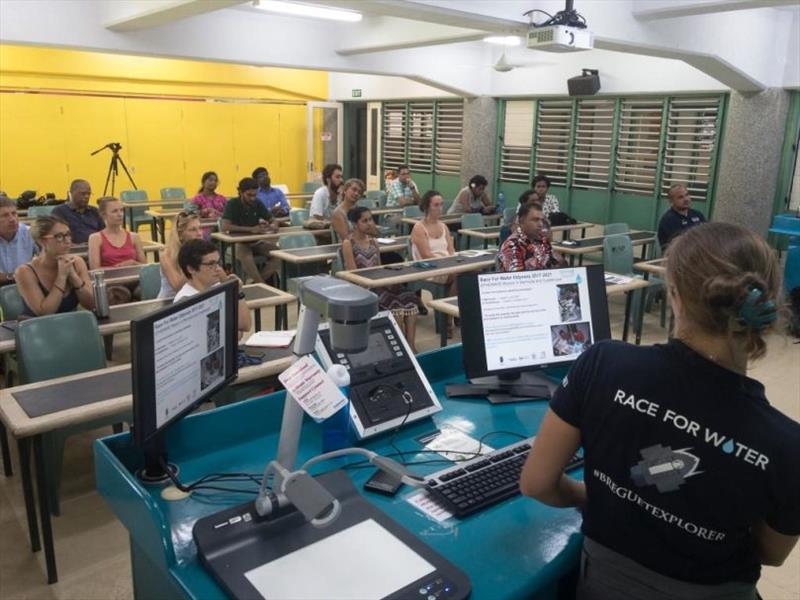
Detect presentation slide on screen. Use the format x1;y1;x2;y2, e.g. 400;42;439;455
153;294;227;428
478;268;594;372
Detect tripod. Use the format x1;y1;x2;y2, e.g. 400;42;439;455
91;142;137;196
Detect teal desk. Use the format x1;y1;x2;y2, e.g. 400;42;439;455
94;345;583;599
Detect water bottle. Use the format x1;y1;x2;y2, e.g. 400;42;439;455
322;364;351;453
497;191;505;215
92;271;110;319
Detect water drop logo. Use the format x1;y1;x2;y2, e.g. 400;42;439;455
722;439;735;454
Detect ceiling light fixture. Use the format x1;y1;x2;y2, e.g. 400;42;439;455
483;36;521;46
252;0;362;22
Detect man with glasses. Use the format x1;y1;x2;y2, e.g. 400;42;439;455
0;197;34;285
51;179;104;244
174;239;251;336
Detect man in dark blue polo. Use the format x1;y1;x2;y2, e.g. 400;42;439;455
52;179;104;244
657;184;706;250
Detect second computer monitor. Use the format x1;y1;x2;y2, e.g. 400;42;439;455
458;265;611;382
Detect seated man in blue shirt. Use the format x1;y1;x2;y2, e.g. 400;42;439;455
657;183;706;250
253;167;291;218
52;179;104;244
0;197;35;286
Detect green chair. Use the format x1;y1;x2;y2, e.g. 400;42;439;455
442;197;455;215
357;197;380;210
160;187;186;200
120;189;151;233
366;190;386;207
0;285;23;476
303;182;322;194
16;312;126;515
604;222;629;236
460;213;485;250
279;233;324;301
402;205;423;219
503;207;517;226
27;205;55;218
139;263;162;300
290;208;309;226
331;247;345;276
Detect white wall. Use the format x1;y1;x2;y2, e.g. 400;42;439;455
329;73;456;101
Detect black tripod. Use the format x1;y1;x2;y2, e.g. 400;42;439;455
91;142;137;196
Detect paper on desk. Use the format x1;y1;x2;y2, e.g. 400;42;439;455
376;237;397;245
423;428;494;462
406;490;453;523
278;356;347;421
244;330;296;348
604;273;633;285
459;249;490;258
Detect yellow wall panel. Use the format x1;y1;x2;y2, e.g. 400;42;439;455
180;102;237;198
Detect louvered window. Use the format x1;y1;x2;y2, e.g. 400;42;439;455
572;99;614;189
534;100;572;186
614;99;663;195
499;100;534;182
382;103;406;170
407;102;434;172
435;101;463;175
660;97;720;202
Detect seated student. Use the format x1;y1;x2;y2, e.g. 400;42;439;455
331;178;364;241
342;206;419;353
447;175;495;215
520;222;799;599
158;211;204;299
532;174;560;218
51;179;104;244
0;196;35;286
308;163;343;223
497;202;564;272
191;171;228;220
253;167;291;218
499;189;538;245
221;177;279;285
88;197;146;304
658;183;706;250
16;216;95;317
175;239;251;337
387;165;420;208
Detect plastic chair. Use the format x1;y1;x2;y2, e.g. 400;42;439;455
331;247;345;276
357;197;380;209
139;263;162;300
290;208;309;226
403;205;423;219
27;205;55;218
785;245;800;294
366;190;386;205
459;213;485;250
279;233;325;294
0;284;25;320
604;222;629;236
442;197;455;215
16;312;125;515
120;189;151;233
303;182;322;194
503;207;517;226
159;187;186;200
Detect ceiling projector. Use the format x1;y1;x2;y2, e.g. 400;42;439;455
526;25;593;52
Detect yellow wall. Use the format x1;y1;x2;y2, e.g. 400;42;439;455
0;45;328;199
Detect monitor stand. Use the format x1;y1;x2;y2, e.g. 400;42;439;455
446;372;558;404
135;434;179;485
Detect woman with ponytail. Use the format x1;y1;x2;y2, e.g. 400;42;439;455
520;222;799;599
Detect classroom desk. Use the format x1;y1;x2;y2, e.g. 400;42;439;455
0;347;295;585
122;200;186;230
457;221;593;249
553;231;656;266
144;208;218;243
426;272;651;348
93;343;583;600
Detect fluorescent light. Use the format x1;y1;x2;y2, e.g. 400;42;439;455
483;36;521;46
253;0;362;22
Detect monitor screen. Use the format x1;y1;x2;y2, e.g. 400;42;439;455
458;265;611;380
132;281;239;446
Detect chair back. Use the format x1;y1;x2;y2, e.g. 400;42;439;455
27;205;55;218
0;284;25;320
16;312;106;384
273;184;290;195
603;234;634;276
120;190;148;203
460;213;485;249
772;213;800;235
442;197;455;214
159;187;186;200
604;222;629;236
403;205;423;219
303;182;322;194
357;197;380;209
139;263;162;300
289;208;309;226
279;233;316;249
785;246;800;293
503;207;517;226
331;248;345;275
499;224;513;246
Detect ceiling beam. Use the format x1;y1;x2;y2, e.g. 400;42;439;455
337;31;486;56
106;0;246;32
634;0;799;22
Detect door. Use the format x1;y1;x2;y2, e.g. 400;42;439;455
306;101;343;183
365;102;382;191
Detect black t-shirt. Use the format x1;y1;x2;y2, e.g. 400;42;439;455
551;339;800;585
657;207;705;249
222;196;271;227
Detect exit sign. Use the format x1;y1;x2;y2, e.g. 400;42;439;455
352;89;362;98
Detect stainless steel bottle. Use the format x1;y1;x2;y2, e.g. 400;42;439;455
92;271;110;319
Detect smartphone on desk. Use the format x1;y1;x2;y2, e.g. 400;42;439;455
384;264;404;271
414;261;435;269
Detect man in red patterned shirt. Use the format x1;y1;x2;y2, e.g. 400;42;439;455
497;202;565;272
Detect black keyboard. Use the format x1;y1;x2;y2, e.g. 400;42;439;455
424;437;583;518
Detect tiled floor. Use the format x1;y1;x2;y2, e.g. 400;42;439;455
0;285;798;599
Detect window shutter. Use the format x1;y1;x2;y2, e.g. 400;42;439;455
382;103;406;171
533;100;573;186
614;99;663;195
499;100;534;183
407;102;434;173
434;101;463;176
660;97;720;202
572;99;614;190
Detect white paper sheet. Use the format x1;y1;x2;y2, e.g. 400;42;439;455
244;330;296;348
278;356;347;420
423;428;494;462
406;490;454;523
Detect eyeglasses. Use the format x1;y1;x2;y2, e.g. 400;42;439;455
45;232;72;242
200;259;223;268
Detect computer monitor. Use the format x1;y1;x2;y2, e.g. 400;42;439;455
457;265;610;400
132;280;239;482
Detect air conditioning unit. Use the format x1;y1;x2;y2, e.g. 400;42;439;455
526;25;593;52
